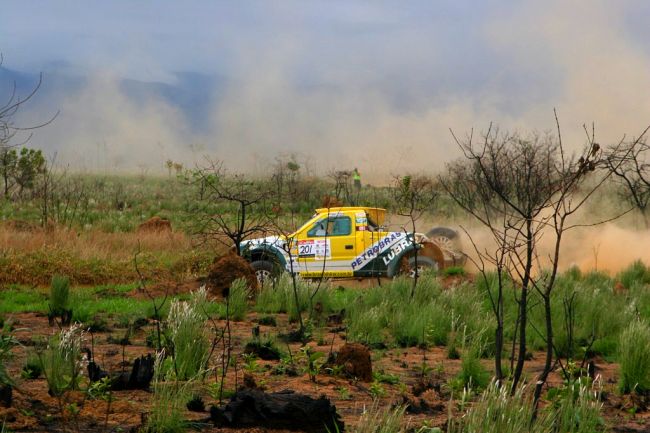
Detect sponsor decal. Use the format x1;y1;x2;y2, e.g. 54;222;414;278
350;232;404;270
297;239;331;259
382;238;412;266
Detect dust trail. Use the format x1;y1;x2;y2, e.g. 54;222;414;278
453;223;650;276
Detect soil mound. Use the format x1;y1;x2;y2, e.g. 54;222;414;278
335;342;372;382
207;253;257;297
137;216;172;233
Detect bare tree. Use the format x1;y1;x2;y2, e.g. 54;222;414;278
327;169;352;204
391;174;438;297
189;159;270;254
606;136;650;228
440;117;643;401
1;53;58;207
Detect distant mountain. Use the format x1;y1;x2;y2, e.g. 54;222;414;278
0;65;226;132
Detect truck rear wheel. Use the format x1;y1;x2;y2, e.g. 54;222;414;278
406;256;438;278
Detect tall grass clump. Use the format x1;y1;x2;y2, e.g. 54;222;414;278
551;380;605;433
618;319;650;394
347;304;388;347
449;379;605;433
351;401;408;433
448;382;548;433
49;275;71;319
546;274;628;360
143;352;193;433
38;324;85;396
255;274;334;322
167;288;211;380
453;331;490;391
226;278;249;321
345;276;487;349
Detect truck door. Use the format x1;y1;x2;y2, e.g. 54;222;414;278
298;214;356;277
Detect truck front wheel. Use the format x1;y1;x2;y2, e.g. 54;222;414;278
251;260;279;289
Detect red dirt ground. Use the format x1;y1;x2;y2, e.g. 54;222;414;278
1;290;649;432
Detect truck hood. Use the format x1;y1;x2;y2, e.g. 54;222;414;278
240;235;288;251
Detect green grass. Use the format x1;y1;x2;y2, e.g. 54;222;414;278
0;288;48;314
618;320;650;394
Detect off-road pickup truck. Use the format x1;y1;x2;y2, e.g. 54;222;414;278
240;206;464;283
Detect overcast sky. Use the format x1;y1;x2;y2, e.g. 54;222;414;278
1;1;650;178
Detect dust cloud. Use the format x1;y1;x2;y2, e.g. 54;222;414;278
447;222;650;276
12;1;650;180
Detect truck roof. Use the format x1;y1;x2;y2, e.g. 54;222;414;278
314;207;386;226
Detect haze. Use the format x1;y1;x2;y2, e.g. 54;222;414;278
2;1;650;181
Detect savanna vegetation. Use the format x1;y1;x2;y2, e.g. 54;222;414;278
3;69;650;431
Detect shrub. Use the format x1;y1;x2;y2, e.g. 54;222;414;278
618;320;650;394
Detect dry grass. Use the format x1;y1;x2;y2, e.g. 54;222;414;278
0;224;219;286
0;225;192;260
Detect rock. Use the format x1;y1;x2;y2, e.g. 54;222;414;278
335;343;372;382
210;388;343;433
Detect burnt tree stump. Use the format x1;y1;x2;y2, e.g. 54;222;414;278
210;388;344;433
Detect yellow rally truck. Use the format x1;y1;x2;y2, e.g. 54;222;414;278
240;207;465;283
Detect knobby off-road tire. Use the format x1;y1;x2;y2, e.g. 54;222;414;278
406;256;438;278
251;260;279;290
425;227;460;250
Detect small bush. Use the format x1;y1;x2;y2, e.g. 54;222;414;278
618;320;650;394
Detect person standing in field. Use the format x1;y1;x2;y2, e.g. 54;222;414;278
353;168;361;191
